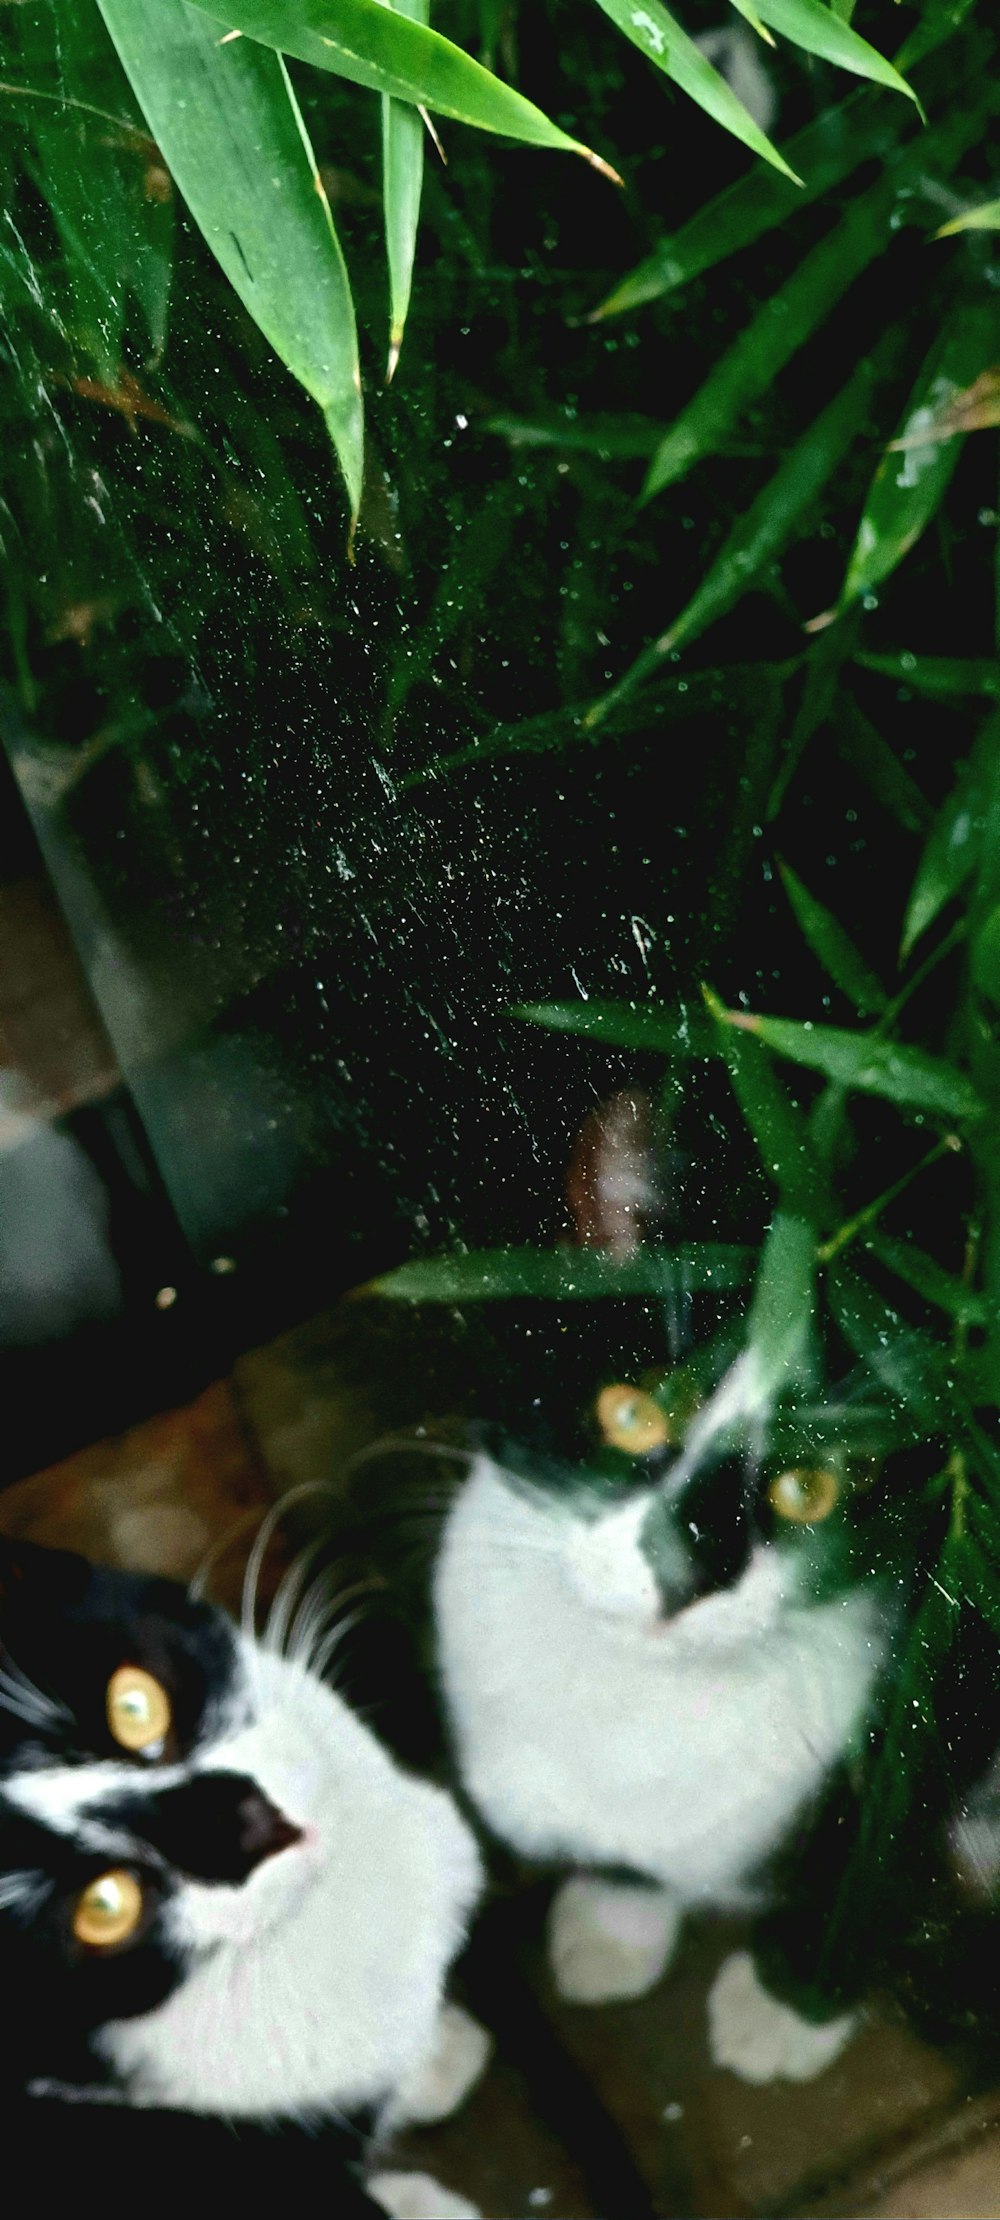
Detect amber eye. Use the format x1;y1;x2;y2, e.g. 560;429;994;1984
768;1466;840;1525
72;1869;144;1950
106;1665;171;1754
595;1383;670;1455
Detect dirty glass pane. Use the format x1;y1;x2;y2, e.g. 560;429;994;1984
2;0;1000;2197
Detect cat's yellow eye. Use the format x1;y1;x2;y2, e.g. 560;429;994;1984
596;1384;670;1455
73;1869;144;1949
768;1466;840;1525
106;1665;171;1754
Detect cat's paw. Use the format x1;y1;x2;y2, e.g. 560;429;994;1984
548;1876;681;2005
368;2170;482;2220
392;2003;492;2126
708;1951;857;2084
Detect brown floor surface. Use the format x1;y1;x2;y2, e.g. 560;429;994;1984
4;1301;1000;2218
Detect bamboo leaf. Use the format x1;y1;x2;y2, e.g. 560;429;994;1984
719;1006;984;1120
639;184;890;504
14;2;172;375
514;998;715;1054
589;0;798;180
867;1232;988;1326
97;0;364;521
901;757;985;959
779;861;887;1015
747;0;917;104
406;664;778;786
593;346;893;715
856;652;1000;700
828;1262;955;1427
642;104;986;501
971;903;1000;1008
745;1209;816;1406
381;0;428;379
388;480;515;713
485;412;661;459
841;290;1000;608
896;0;979;70
374;1242;755;1300
837;697;932;836
191;0;616;169
936;195;1000;236
592;89;897;318
702;985;829;1218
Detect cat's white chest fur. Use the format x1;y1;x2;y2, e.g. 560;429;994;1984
435;1458;886;1905
103;1648;483;2120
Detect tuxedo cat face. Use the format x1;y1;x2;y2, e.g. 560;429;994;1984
469;1295;852;1644
0;1538;480;2120
461;1091;860;1640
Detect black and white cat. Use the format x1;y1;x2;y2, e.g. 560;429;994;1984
434;1367;887;2084
348;1095;915;2088
0;1531;486;2216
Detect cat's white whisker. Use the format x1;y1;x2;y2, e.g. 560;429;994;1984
239;1481;338;1641
341;1433;472;1484
264;1538;328;1659
308;1608;366;1685
290;1578;381;1674
189;1510;266;1603
0;1648;68;1729
0;1683;51;1730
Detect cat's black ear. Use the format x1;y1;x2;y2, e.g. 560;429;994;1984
0;1532;89;1611
565;1091;664;1259
0;1534;26;1604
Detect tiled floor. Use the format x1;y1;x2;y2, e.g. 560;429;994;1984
4;1298;1000;2219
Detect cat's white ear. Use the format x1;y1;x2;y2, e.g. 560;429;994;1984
565;1091;664;1260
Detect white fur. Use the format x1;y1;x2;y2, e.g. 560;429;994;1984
548;1875;681;2003
435;1458;885;1911
708;1950;856;2082
369;2172;481;2220
388;2002;492;2128
24;1638;483;2122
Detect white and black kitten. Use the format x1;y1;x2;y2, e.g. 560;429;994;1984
344;1096;925;2087
0;1533;485;2217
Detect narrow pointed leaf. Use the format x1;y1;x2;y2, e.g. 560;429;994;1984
901;757;985;959
381;0;428;377
936;197;1000;237
841;291;1000;608
593;88;897;317
722;1008;983;1119
621;347;894;686
749;0;917;103
702;986;829;1218
745;1210;816;1407
191;0;615;167
485;412;661;458
388;481;515;714
15;3;172;373
97;0;363;519
642;104;985;501
837;698;932;835
971;904;1000;1008
515;999;715;1054
856;652;1000;700
640;180;894;502
779;862;887;1015
375;1243;754;1300
868;1233;988;1326
589;0;797;180
828;1263;954;1427
897;0;979;70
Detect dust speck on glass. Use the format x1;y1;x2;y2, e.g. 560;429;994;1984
0;0;999;2162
